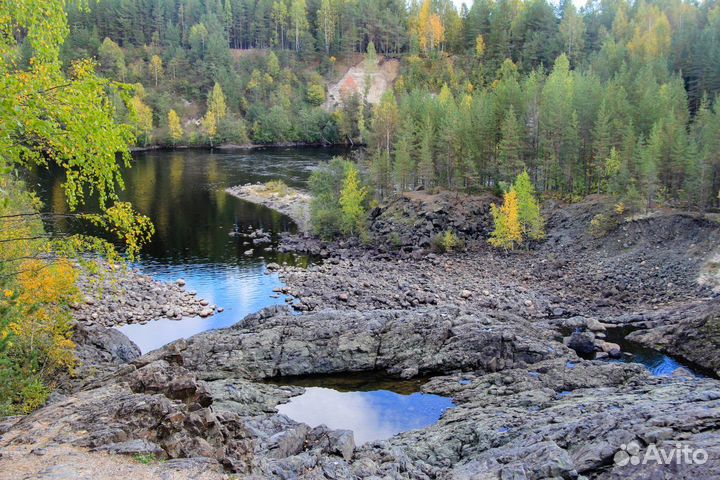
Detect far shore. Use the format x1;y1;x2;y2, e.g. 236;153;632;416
130;141;356;153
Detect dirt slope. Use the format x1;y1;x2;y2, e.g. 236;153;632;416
323;57;399;111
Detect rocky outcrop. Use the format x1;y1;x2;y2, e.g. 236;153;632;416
3;306;720;479
369;190;498;253
323;57;399;110
142;306;564;381
65;323;142;390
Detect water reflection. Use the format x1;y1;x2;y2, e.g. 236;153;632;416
603;327;706;377
277;387;455;445
31;148;344;352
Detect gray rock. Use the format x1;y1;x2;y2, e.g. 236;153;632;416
95;439;164;456
567;330;596;355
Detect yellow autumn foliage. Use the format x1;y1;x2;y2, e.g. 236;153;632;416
489;189;523;250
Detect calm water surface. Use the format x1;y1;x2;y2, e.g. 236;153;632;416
34;148;343;352
271;373;455;445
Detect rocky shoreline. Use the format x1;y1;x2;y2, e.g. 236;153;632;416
226;183;312;233
2;197;720;478
73;263;219;327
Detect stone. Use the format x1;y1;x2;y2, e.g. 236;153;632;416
567;330;596;355
599;341;621;353
95;439;164;456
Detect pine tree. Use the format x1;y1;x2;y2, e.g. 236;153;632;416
370;149;392;199
498;106;524;182
592;101;611;193
489;189;522;250
393;131;415;192
417;128;435;188
365;41;378;71
639;129;660;210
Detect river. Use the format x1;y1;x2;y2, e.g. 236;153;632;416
34;147;343;352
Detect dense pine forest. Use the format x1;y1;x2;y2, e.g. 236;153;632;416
58;0;720;209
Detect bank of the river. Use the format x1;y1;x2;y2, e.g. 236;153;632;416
278;195;720;375
130;141;352;153
226;182;311;233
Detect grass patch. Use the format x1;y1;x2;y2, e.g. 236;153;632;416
133;453;158;465
264;179;289;197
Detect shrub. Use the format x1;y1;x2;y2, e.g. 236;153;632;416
489;171;546;250
306;83;326;106
339;164;368;236
589;209;624;238
513;171;545;240
133;454;158;465
0;259;79;414
265;179;289;197
433;230;462;253
489;189;523;250
309;158;369;239
389;232;402;249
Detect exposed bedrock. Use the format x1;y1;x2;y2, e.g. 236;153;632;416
626;299;720;376
144;305;565;381
2;306;719;479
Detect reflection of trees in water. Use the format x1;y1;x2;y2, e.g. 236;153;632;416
32;148;340;265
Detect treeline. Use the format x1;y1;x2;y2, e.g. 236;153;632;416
65;0;720;107
59;0;720;208
367;53;720;210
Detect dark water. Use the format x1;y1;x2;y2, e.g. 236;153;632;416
604;327;707;377
32;148;343;352
271;373;455;445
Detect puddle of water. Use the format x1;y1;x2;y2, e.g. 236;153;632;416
560;325;709;377
270;373;455;445
603;327;707;377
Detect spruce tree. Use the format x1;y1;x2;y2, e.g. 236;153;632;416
498;106;524;182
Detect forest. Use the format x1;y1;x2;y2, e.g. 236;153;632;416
55;0;720;210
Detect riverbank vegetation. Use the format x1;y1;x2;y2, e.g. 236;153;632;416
309;158;370;240
1;0;151;414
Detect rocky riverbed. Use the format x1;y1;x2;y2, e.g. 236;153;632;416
2;306;719;479
73;263;218;327
2;196;720;479
226;182;311;232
